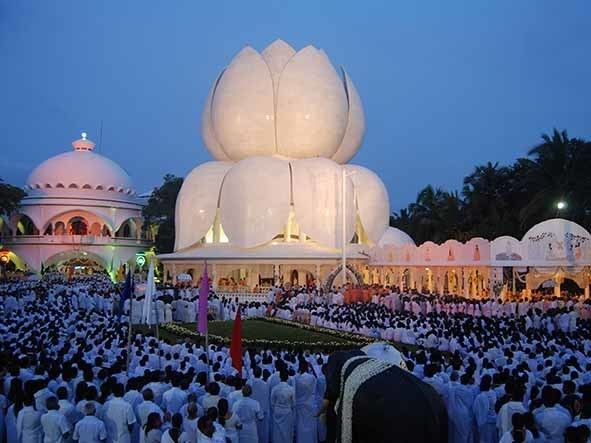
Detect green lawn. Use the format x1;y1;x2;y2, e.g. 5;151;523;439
181;319;353;344
133;319;421;354
135;318;359;347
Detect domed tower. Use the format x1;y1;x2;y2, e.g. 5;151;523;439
159;40;391;289
2;133;152;276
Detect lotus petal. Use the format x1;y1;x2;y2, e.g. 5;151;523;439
201;70;231;161
291;158;355;248
261;39;296;96
332;69;365;163
344;165;389;243
211;47;275;160
276;46;349;158
175;161;232;250
219;157;291;248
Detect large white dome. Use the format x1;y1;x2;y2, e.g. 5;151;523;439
26;134;135;195
202;40;365;163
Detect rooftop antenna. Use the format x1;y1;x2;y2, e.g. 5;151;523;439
97;119;104;152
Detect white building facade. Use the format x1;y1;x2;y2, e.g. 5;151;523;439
0;133;152;276
159;40;390;289
368;219;591;298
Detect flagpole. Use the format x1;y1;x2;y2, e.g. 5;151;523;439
205;328;210;382
198;260;211;383
126;267;134;376
155;297;161;371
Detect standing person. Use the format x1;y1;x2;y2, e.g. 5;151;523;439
162;377;187;416
447;373;475;443
56;387;78;431
40;397;71;443
72;403;107;443
16;394;43;443
217;399;241;443
248;367;270;443
232;386;263;443
270;371;296;443
295;361;317;443
497;385;527;436
534;388;572;443
473;375;497;443
141;413;162;443
102;383;136;443
136;389;163;438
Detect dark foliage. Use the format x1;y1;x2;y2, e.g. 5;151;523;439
391;129;591;243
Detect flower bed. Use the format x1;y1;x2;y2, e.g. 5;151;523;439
160;318;371;351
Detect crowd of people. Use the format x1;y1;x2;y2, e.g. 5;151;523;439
1;273;590;443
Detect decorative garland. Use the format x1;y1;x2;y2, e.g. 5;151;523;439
340;358;393;443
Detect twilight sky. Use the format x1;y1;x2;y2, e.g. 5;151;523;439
1;1;590;212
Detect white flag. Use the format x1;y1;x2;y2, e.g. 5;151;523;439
142;260;156;325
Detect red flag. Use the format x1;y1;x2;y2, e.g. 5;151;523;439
230;308;243;374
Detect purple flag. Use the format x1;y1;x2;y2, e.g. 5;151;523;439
197;263;209;334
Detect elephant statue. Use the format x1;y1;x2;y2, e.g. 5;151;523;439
322;349;448;443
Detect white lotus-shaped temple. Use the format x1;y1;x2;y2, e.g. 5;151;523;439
161;40;391;288
202;40;364;162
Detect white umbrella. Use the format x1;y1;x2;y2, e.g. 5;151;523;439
142;260;156;325
361;342;407;368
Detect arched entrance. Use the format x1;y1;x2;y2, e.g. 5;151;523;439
16;215;39;235
44;250;108;276
68;216;88;235
323;264;363;290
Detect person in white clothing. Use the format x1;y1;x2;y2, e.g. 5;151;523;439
497;385;527;436
40;396;71;443
499;413;533;443
232;385;263;443
73;402;107;443
161;378;188;415
101;384;136;443
16;394;43;443
270;371;296;443
294;362;317;443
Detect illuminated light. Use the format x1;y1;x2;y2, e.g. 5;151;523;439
81;132;87;140
556;201;566;210
135;253;146;267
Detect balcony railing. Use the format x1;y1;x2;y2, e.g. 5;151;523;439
2;234;152;247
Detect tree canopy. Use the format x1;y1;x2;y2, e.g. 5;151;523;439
0;179;26;217
391;129;591;244
142;174;183;253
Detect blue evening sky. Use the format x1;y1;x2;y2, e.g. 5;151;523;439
1;1;590;211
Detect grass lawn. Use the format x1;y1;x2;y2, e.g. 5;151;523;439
134;318;358;347
181;319;354;344
133;319;424;355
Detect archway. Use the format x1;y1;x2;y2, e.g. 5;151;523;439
323;264;363;290
89;222;102;236
115;218;139;238
16;215;39;235
44;250;108;276
54;221;66;235
536;278;583;296
68;216;88;235
402;268;411;291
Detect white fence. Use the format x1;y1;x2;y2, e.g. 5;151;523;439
216;292;268;303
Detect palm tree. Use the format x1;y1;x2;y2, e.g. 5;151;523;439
519;129;591;229
407;186;464;243
462;162;520;239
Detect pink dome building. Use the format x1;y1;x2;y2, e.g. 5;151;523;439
1;133;152;276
